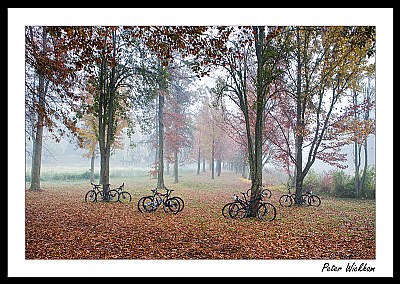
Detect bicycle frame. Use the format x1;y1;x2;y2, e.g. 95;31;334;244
138;188;180;214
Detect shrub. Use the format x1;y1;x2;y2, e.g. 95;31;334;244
360;165;376;199
333;170;354;198
319;170;335;195
303;169;320;193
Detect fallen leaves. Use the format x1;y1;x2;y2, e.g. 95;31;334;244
25;175;375;260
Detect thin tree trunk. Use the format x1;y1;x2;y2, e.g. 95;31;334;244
154;94;159;178
353;90;360;198
197;146;201;175
354;141;360;198
217;160;222;177
30;26;47;191
211;137;215;179
360;138;368;197
157;90;165;189
90;154;95;183
174;149;179;183
166;159;170;175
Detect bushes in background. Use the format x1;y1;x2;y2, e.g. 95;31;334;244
302;166;376;199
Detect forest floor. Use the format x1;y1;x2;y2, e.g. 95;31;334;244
25;171;376;263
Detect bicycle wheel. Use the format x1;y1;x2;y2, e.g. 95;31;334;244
173;196;185;212
279;194;293;207
257;202;276;221
107;189;119;202
228;202;247;219
137;196;156;213
222;202;238;218
261;188;272;199
84;190;97;203
95;191;104;202
118;191;132;203
222;202;233;218
298;194;309;206
163;197;181;214
308;195;321;207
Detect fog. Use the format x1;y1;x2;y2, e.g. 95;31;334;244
25;128;376;178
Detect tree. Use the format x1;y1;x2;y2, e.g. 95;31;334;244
335;73;375;198
123;26;232;188
212;26;287;216
278;26;375;201
164;63;196;183
26;26;86;190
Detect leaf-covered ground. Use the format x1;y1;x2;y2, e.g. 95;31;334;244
25;172;375;260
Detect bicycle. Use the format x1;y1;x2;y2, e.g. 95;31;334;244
303;189;321;207
95;183;120;202
114;182;132;203
278;186;311;207
137;188;181;214
222;192;276;221
165;187;185;212
84;182;103;203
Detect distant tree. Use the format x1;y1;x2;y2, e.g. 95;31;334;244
164;64;196;183
335;73;375;198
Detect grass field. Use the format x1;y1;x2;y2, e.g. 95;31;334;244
25;169;376;265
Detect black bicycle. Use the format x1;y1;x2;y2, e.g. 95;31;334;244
165;187;185;212
222;192;276;221
279;186;320;207
114;182;132;203
303;189;321;207
84;182;103;203
137;188;181;214
95;183;120;202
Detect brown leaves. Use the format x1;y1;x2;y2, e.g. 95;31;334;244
25;175;375;260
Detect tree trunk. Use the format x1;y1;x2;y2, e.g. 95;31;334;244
157;91;165;189
197;146;201;175
211;137;215;179
97;29;117;197
247;26;267;216
154;95;159;177
174;149;179;183
216;160;222;177
166;159;170;175
354;141;361;198
294;28;305;202
360;138;368;197
90;153;95;183
30;26;47;191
